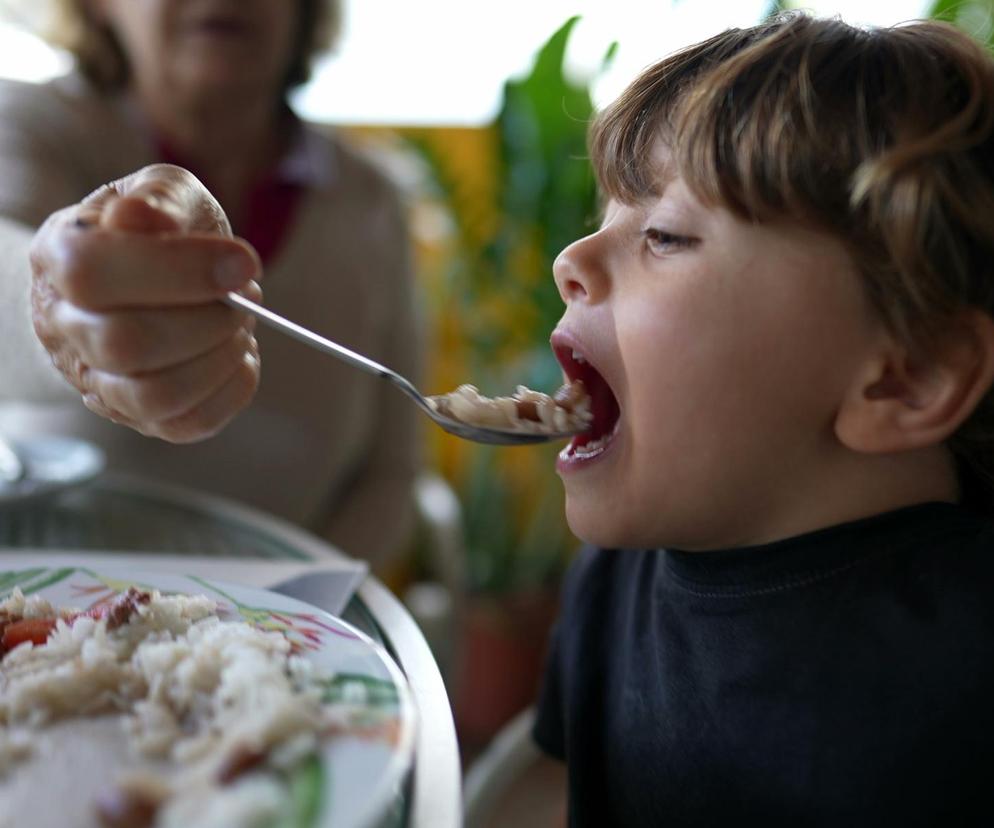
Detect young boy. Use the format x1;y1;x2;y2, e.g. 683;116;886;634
534;12;994;826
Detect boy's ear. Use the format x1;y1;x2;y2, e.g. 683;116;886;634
836;310;994;454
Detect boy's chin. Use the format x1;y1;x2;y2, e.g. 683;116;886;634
565;503;645;550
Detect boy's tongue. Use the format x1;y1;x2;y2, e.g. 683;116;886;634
573;368;619;448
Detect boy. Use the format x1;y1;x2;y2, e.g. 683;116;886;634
534;12;994;826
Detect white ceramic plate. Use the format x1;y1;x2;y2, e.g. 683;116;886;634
0;563;417;828
0;436;105;505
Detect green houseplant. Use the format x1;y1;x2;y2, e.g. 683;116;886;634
409;17;613;597
928;0;994;46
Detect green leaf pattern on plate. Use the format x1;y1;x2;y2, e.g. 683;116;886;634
0;566;77;597
268;754;325;828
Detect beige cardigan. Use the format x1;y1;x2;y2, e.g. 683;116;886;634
0;73;423;567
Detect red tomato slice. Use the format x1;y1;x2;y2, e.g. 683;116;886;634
1;617;58;652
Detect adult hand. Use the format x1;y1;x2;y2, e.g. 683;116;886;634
29;163;262;443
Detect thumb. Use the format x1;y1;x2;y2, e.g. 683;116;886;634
84;163;233;238
100;194;185;234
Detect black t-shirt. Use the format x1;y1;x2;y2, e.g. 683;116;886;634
533;503;994;827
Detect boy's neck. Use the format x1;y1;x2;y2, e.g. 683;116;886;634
749;445;959;550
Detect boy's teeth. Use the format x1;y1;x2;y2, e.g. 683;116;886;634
563;432;611;459
572;350;587;364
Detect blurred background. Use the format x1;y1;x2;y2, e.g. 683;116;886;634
1;0;992;819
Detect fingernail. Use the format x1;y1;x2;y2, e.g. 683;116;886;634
215;254;251;289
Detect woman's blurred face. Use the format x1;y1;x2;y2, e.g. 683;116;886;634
92;0;299;101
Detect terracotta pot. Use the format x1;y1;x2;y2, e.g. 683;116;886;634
452;588;560;751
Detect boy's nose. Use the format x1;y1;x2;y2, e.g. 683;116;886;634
553;233;607;304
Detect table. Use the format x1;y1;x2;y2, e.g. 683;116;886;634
0;472;463;828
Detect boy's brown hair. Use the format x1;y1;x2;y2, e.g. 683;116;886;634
45;0;340;94
590;12;994;501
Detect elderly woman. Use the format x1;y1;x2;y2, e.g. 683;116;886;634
0;0;423;569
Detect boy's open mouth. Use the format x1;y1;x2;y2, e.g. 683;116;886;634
554;344;620;457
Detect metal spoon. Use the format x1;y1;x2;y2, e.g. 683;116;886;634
224;293;584;446
0;435;25;486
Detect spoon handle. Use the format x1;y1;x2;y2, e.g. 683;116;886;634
224;292;393;379
223;292;433;416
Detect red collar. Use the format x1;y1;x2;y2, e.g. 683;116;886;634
156;136;306;266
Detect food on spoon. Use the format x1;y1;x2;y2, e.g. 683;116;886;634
427;379;592;435
0;586;384;828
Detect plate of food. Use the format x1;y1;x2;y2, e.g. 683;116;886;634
0;564;416;828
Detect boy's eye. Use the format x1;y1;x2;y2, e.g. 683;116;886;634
643;227;695;255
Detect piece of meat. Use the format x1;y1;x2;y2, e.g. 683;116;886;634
102;588;153;631
216;744;266;784
94;775;167;828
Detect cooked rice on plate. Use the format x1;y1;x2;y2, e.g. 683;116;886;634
0;585;395;828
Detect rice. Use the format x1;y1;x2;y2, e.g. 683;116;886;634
0;587;342;827
428;379;592;434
